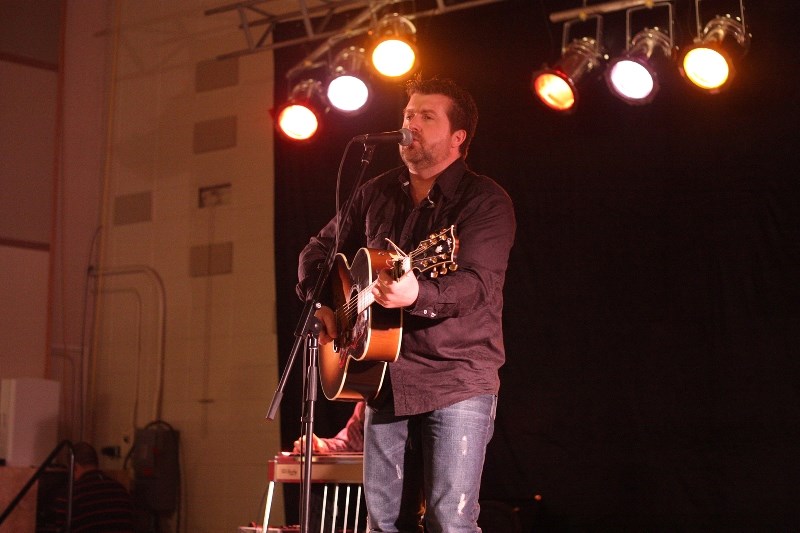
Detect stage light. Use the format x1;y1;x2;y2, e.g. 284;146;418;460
680;12;749;93
275;79;326;141
532;36;604;112
537;0;751;112
326;46;371;114
606;27;673;105
369;13;418;79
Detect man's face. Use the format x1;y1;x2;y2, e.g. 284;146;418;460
399;92;460;172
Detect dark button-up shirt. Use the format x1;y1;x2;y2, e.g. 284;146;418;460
298;158;516;416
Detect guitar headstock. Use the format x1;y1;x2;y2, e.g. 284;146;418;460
409;225;459;278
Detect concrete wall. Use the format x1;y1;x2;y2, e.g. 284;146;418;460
1;1;285;530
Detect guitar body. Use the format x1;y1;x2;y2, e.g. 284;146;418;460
319;247;402;401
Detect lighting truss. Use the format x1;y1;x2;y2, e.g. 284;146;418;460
206;0;509;140
205;0;508;81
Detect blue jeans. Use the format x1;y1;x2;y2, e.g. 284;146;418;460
363;394;497;533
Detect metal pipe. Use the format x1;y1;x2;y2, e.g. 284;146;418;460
550;0;652;23
88;265;166;423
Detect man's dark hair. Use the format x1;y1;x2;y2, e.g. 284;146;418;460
72;441;99;468
405;75;478;157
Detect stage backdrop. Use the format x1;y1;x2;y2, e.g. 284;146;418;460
272;1;800;529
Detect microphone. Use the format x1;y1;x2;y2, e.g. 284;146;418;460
353;128;413;146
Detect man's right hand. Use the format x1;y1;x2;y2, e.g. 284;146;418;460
293;433;332;454
314;305;337;345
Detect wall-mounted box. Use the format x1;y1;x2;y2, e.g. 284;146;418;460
0;378;60;467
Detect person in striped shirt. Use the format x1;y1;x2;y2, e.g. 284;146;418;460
50;441;135;533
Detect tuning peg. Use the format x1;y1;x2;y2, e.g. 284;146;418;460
429;270;439;278
449;264;458;272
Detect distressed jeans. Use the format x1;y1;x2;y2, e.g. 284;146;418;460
364;394;497;533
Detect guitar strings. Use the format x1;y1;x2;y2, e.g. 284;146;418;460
336;277;380;323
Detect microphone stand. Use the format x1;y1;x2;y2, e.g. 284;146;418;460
266;142;377;533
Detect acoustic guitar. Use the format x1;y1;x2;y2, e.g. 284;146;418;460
319;226;458;401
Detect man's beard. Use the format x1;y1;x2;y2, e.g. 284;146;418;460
401;140;442;169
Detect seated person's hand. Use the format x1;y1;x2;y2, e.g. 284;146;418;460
292;433;332;454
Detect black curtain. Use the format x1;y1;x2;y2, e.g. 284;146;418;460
272;1;800;529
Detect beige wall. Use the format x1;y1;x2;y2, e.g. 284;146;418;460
86;2;284;531
0;246;49;377
0;3;59;380
0;0;60;65
0;61;57;245
2;0;285;531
